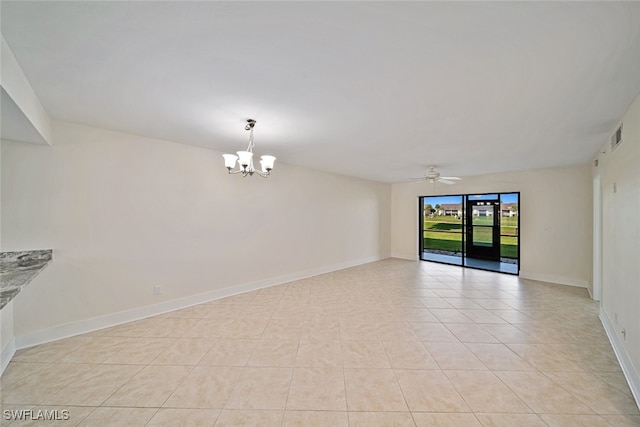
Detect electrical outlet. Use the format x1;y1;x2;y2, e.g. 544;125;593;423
154;285;162;295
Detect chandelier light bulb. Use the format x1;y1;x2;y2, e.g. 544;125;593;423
223;154;238;170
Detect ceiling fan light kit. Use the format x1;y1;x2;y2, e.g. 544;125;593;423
422;166;461;185
223;119;276;178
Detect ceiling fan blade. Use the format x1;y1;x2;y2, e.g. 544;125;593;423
440;176;461;180
437;178;456;185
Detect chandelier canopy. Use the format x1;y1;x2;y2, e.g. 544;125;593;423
222;119;276;178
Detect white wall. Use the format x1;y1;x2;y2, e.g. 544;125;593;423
0;139;12;370
594;93;640;402
0;36;51;145
0;138;2;248
1;121;391;342
391;164;593;287
1;302;15;372
0;33;51;368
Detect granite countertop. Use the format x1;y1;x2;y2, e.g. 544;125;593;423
0;250;53;310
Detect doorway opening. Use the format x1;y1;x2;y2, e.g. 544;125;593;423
419;192;520;275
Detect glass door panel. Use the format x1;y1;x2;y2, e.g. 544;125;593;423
420;195;464;265
499;193;519;262
466;198;500;261
472;226;493;246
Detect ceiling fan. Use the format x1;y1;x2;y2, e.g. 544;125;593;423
415;166;461;185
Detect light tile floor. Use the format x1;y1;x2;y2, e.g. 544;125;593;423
1;259;639;426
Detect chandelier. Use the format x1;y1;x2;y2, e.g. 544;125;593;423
222;119;276;178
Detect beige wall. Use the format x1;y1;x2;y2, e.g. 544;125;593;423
594;92;640;395
1;121;391;340
391;164;593;287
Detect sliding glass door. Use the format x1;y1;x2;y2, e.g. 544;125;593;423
420;192;519;274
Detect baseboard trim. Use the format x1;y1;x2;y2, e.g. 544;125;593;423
600;306;640;409
519;271;589;288
13;255;388;351
1;338;16;375
390;252;417;261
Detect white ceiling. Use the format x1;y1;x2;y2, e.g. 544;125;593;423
2;1;639;183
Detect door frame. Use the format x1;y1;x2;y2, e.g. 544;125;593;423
419;191;520;275
593;174;602;301
465;197;501;261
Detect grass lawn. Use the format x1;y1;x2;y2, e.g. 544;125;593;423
423;231;463;253
501;216;519;236
423;215;518;259
501;237;518;259
471;216;493;226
